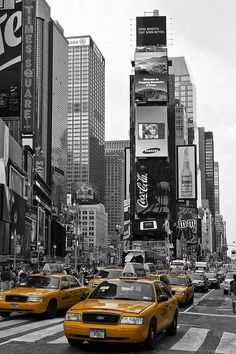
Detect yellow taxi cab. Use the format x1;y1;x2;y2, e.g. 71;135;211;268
64;275;179;349
167;274;195;305
0;273;92;318
88;268;122;288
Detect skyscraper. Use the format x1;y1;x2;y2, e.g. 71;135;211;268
198;127;206;201
105;140;129;246
205;131;215;218
67;36;105;203
169;57;197;145
214;161;220;215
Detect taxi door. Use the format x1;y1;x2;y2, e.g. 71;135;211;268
157;282;176;328
67;276;85;306
154;282;170;331
59;276;72;309
186;277;194;300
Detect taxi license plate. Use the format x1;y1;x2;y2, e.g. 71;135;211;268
89;328;105;339
10;303;19;309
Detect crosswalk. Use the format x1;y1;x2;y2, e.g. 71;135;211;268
0;315;235;352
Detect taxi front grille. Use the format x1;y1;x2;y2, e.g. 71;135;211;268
5;295;28;302
82;312;120;324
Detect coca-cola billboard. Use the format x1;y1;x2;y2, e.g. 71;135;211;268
0;0;22;117
135;159;170;216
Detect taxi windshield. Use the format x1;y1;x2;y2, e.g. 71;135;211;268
96;270;121;279
89;280;154;302
168;277;187;286
17;276;60;289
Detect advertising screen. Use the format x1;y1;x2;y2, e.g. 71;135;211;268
135;106;168;157
177;145;197;200
136;16;166;47
135;51;167;104
0;1;22;117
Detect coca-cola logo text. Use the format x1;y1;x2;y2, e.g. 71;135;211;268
0;2;22;71
136;172;148;208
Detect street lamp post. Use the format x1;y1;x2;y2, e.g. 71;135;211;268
11;234;17;271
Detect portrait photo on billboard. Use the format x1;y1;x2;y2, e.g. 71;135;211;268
177;145;197;200
136;16;166;47
135;106;168;157
10;189;26;256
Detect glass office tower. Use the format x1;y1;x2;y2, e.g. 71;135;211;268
67;36;105;203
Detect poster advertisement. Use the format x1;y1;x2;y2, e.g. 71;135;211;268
135;51;167;104
177;145;197;200
136;16;166;47
135;106;168;157
37;206;45;244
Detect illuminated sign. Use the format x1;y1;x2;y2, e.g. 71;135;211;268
177;145;197;200
21;0;36;134
136;16;166;47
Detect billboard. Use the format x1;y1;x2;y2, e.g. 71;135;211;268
135;106;168;157
136;16;166;47
20;0;36;134
37;206;45;245
0;0;22;117
177;145;197;200
177;206;198;235
135;51;167;104
135;159;170;216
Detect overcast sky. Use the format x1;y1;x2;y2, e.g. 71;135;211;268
47;0;236;249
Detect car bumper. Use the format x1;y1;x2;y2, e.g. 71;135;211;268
0;301;48;314
64;321;149;344
173;294;187;303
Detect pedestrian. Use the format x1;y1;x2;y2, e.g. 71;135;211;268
229;274;236;313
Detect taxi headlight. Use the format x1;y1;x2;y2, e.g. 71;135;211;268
65;313;82;321
120;316;147;325
0;295;5;301
27;297;44;302
175;292;185;295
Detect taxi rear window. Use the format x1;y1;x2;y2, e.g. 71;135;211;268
89;280;154;302
18;276;60;289
168;277;187;286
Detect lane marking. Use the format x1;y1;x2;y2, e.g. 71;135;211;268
49;335;67;344
170;327;209;351
183;289;215;313
215;332;236;353
180;312;236;318
11;323;63;342
0;318;63;341
0;318;30;329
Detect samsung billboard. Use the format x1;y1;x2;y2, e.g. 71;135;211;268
136;16;166;47
135;106;168;157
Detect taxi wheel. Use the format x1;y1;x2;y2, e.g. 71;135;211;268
144;319;157;350
166;312;178;336
0;312;11;318
45;299;57;319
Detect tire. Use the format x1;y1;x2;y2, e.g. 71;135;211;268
166;312;178;336
68;339;83;347
0;312;11;318
143;319;157;350
45;299;57;319
189;294;194;304
224;289;228;295
185;295;189;305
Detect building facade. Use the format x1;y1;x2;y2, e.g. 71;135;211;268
67;36;105;204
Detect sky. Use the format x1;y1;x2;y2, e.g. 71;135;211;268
47;0;236;248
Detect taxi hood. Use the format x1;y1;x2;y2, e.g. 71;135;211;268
1;287;56;297
71;298;153;314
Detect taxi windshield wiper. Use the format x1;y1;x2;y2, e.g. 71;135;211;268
114;297;136;301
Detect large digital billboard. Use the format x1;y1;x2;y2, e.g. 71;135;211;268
135;106;168;157
135;51;167;104
177;145;197;200
0;0;22;117
136;16;166;47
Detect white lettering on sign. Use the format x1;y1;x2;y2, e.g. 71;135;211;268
137;172;148;208
0;9;22;71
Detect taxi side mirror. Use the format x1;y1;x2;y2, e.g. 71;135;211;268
158;294;169;303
